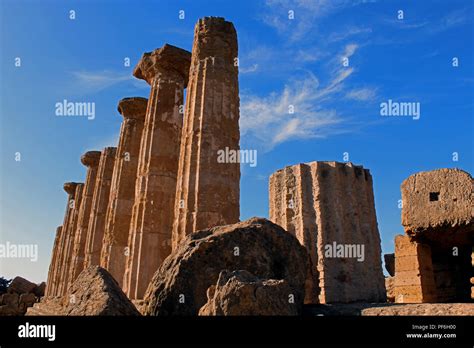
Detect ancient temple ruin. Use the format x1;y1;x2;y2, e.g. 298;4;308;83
44;17;240;301
100;97;148;287
84;147;117;268
269;161;386;303
393;168;474;303
42;16;471;313
123;44;191;300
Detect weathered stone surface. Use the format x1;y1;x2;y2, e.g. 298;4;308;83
393;235;436;303
172;17;240;251
68;151;101;291
57;183;85;295
8;276;36;294
124;44;191;300
1;292;19;306
401;168;473;246
84;147;117;268
46;182;81;297
269;161;386;304
26;297;64;316
33;282;46;297
0;304;20;316
199;270;301;316
386;277;395;302
396;168;473;304
384;253;395;277
63;266;140;316
100;97;147;287
362;303;474;316
19;293;36;306
45;226;62;297
143;217;308;316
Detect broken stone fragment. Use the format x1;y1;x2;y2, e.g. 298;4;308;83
199;270;301;316
63;266;140;316
8;276;36;294
143;217;308;316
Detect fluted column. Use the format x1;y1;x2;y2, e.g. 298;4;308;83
123;44;191;300
47;182;79;296
100;97;147;286
68;151;101;288
84;147;117;268
172;17;240;251
56;183;85;295
45;225;62;297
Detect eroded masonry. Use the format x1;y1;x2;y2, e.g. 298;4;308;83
44;17;241;301
269;161;386;303
391;169;473;303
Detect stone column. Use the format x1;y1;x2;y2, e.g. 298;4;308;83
123;44;191;300
84;147;117;268
45;225;62;297
47;182;79;296
68;151;101;288
269;161;386;304
172;17;240;251
100;97;148;287
57;183;84;296
394;235;437;303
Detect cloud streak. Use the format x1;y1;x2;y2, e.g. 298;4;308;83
263;0;376;41
240;44;359;151
70;70;147;94
345;87;377;101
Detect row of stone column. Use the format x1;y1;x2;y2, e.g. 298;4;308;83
45;16;241;300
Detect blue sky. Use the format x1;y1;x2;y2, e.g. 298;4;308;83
1;0;473;282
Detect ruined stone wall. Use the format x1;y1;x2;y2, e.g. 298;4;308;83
396;168;474;303
269;161;386;303
401;168;473;240
394;235;437;303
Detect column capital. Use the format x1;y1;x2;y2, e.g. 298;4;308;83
63;182;80;195
81;151;101;167
133;44;191;86
118;97;148;120
193;17;238;61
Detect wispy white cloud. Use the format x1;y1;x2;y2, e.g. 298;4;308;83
70;70;146;94
384;8;470;35
384;19;430;30
341;43;358;59
328;26;372;42
263;0;376;41
441;8;469;28
240;64;259;73
295;49;327;63
241;44;358;150
345;87;377;101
